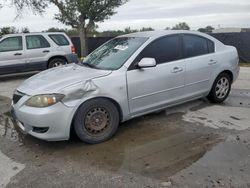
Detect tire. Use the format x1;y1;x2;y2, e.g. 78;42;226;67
73;98;120;144
207;73;232;103
48;58;67;68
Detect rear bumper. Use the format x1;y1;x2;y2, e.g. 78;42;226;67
65;54;79;64
232;65;240;83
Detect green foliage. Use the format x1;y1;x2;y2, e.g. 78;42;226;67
91;26;155;37
51;0;128;30
0;27;18;36
198;26;215;33
172;22;190;30
50;0;128;55
140;27;154;32
44;27;79;36
0;26;30;37
0;0;47;14
21;27;30;33
45;27;66;32
124;27;138;34
94;30;125;37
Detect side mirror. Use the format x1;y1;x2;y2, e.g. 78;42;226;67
138;58;156;68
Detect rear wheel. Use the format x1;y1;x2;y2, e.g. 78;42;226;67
48;58;67;68
73;99;119;144
207;73;232;103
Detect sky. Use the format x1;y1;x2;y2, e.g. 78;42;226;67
0;0;250;32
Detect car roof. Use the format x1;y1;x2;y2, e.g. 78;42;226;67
120;30;211;39
2;32;67;38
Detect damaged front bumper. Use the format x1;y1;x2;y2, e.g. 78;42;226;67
11;96;75;141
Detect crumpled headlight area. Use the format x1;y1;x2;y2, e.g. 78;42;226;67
25;94;65;108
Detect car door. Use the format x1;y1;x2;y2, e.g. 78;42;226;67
127;35;186;115
182;34;216;99
25;35;51;71
0;36;26;75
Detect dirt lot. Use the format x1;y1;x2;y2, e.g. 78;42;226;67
0;68;250;188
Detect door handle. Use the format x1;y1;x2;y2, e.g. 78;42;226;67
43;50;50;53
208;59;217;65
14;53;22;56
172;67;183;73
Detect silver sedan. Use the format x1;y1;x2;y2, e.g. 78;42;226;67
12;30;240;144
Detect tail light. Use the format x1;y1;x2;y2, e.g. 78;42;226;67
71;46;76;54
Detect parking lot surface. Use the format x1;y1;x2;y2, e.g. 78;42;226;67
0;68;250;188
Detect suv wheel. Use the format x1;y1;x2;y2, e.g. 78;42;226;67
207;73;232;103
73;99;120;144
48;58;67;68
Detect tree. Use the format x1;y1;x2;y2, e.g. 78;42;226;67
0;27;18;36
0;0;47;14
124;27;138;34
21;27;30;33
45;27;66;32
198;26;215;33
172;22;190;30
45;27;80;37
50;0;128;56
140;27;154;32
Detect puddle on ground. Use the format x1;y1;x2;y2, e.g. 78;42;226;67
0;108;221;181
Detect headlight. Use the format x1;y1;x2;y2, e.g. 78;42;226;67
25;94;65;108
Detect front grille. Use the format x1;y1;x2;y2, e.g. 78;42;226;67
13;91;25;104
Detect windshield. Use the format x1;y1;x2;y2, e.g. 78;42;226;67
82;37;148;70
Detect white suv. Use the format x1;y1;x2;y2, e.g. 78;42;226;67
0;32;78;75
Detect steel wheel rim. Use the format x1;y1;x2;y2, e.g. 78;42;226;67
215;77;230;99
84;107;110;135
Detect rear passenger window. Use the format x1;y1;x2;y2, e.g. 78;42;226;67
49;34;70;46
0;37;23;52
26;35;50;49
207;40;215;53
140;35;182;64
183;35;209;58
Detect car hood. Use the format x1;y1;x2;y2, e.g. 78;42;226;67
17;64;112;95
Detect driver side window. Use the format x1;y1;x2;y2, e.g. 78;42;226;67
141;35;182;64
130;35;182;70
0;36;23;52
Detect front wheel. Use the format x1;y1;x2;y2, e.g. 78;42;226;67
73;99;119;144
207;73;232;103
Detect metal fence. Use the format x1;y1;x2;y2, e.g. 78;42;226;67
71;33;250;63
211;33;250;63
71;37;112;58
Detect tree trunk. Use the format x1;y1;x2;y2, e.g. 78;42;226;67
79;26;88;57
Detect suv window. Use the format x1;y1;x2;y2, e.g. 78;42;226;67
139;35;182;64
183;35;211;58
26;35;50;49
49;34;70;46
0;36;23;52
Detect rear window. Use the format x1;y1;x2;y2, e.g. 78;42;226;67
49;34;70;46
